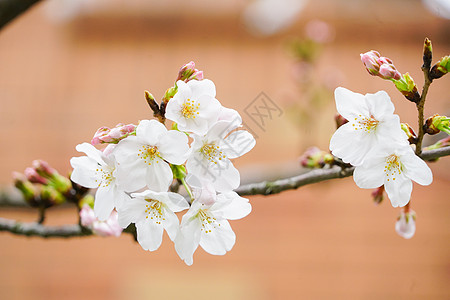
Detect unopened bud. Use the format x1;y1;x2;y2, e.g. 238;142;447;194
371;186;384;205
395;209;416;239
401;123;418;144
299;147;333;168
360;50;381;76
430;55;450;80
334;113;348;129
91;123;136;145
40;185;65;206
24;167;48;185
13;172;39;204
422;38;433;70
424;114;450;135
176;61;203;83
361;50;403;81
379;64;401;80
32;160;57;177
393;73;421;103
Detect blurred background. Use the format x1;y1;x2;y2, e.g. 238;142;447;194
0;0;449;299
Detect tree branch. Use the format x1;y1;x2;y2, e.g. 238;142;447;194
0;146;449;238
0;0;42;31
236;146;450;196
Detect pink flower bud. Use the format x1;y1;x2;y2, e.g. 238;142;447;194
190;70;204;81
79;204;123;237
176;61;203;82
91;124;136;145
379;64;401;80
377;56;393;65
24;167;48;185
32;160;57;177
395;210;416;239
360;50;381;76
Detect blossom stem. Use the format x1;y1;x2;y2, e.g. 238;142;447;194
180;176;194;203
416;61;433;156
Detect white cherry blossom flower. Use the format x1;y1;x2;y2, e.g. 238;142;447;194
165;79;222;135
70;143;128;221
175;185;252;266
113;119;190;192
186;119;255;192
330;87;406;166
118;190;189;251
395;210;416;239
353;142;433;208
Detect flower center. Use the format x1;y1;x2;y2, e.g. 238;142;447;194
384;154;403;181
138;145;161;165
95;166;114;188
200;142;226;164
352;114;379;133
144;199;165;224
198;209;220;234
181;98;200;119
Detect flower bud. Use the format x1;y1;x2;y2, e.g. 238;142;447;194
40;185;65;206
91;123;136;145
24;167;48;185
299;147;333;168
176;61;203;83
401;123;418;144
360;50;381;76
395;210;416;239
334;113;348;129
32;160;72;195
422;38;432;70
393;73;421;103
13;172;39;204
424;114;450;135
79;204;122;237
430;55;449;80
371;186;384;205
379;64;401;80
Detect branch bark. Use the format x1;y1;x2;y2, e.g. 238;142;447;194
0;146;449;238
0;0;42;31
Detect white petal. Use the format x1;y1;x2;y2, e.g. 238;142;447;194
164;192;190;212
364;90;395;120
94;186;116;221
161;209;180;241
334;87;369;120
114;157;147;192
136;120;167;145
145;160;173;192
214;192;252;220
218;107;242;124
384;175;413;207
222;130;256;159
175;216;202;266
70;157;100;188
117;198;147;228
75;143;105;165
188;78;216;98
353;158;385;189
199;218;236;255
136;219;164;251
196;95;221;125
158;130;190;165
402;153;433;186
330;123;373;166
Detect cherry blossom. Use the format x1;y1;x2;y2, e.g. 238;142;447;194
186;118;255;192
353;142;433;208
330;87;406;166
113;119;190;192
118;190;189;251
174;183;252;266
70;143;128;221
165;79;222;135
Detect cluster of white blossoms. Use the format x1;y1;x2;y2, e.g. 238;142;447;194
70;77;255;265
330;87;433;208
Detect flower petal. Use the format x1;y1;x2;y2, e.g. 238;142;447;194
75;143;105;165
364;90;395;120
94;186;116;221
353;157;385;189
70;156;100;188
222;130;256;159
117;198;147;228
334;87;369;120
188;78;216;98
199;218;236;255
330;123;373;166
402;153;433;186
145;160;173;192
214;192;252;220
165;192;190;212
158;130;190;165
175;216;202;266
136;219;164;251
136;120;167;145
161;209;179;241
384;175;413;207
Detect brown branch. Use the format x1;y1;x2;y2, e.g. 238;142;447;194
0;0;42;31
